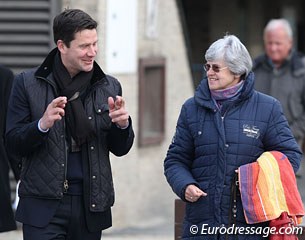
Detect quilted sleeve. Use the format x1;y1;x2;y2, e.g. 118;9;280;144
263;99;302;172
164;102;199;200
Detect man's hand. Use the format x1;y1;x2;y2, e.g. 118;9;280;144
108;96;129;128
39;96;67;131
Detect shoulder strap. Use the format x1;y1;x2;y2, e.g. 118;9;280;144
227;172;239;240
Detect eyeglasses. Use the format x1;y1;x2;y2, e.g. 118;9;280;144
203;64;228;73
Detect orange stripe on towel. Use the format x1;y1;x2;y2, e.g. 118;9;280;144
238;151;304;224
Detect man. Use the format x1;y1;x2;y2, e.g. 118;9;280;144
253;18;305;175
0;65;17;233
6;9;134;240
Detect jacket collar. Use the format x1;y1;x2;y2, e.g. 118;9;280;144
253;50;305;77
35;48;107;84
194;72;255;110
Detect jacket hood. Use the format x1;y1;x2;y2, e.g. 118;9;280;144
194;71;255;109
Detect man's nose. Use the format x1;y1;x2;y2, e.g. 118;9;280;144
87;45;97;56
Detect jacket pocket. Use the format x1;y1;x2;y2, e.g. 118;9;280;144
94;102;112;130
185;181;211;222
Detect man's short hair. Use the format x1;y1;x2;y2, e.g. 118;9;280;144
53;9;98;47
264;18;293;40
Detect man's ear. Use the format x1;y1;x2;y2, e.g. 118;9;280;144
57;40;66;53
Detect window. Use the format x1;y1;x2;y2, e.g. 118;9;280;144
138;57;165;146
0;0;60;73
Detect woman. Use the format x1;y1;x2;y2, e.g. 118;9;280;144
164;35;302;239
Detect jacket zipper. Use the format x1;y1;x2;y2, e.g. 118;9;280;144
62;113;69;194
63;179;69;193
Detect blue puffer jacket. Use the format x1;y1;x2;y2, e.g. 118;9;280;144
164;72;302;240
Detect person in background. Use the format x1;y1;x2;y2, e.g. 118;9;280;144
0;64;18;233
6;9;134;240
253;18;305;176
164;34;302;239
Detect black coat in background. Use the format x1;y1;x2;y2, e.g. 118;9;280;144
0;64;17;232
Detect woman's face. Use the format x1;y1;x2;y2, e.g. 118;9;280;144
205;61;240;90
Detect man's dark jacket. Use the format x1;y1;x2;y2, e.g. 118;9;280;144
253;51;305;141
5;49;134;231
0;65;17;232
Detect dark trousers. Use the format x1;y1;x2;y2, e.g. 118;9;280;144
23;194;102;240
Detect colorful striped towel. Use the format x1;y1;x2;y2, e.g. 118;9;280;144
238;151;304;224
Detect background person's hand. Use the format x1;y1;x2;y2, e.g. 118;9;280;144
108;96;129;128
185;184;207;202
39;96;67;131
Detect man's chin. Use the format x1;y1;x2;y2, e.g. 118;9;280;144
269;56;284;63
83;65;94;72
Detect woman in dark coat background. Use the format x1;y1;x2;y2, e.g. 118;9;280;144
0;64;18;232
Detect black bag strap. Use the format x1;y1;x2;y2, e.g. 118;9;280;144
227;172;239;240
229;172;238;225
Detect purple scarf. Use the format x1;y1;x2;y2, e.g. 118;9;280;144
210;80;244;109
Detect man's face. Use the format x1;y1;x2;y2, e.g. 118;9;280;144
264;27;292;67
59;29;98;77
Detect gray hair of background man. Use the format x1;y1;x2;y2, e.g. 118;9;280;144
205;35;253;77
264;18;293;40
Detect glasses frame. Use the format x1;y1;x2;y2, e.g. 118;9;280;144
203;63;228;73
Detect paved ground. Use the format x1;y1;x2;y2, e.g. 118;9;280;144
0;230;173;240
298;154;305;189
0;223;173;240
297;158;305;225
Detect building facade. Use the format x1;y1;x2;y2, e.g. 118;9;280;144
1;0;304;232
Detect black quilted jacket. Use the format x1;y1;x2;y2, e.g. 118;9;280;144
6;48;134;214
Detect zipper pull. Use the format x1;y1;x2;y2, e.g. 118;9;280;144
63;179;69;193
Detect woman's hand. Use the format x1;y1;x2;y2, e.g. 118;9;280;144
185;184;207;202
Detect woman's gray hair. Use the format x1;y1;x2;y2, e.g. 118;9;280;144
264;18;293;40
205;35;253;77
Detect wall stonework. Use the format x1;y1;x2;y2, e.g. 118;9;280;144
62;0;98;20
107;0;194;231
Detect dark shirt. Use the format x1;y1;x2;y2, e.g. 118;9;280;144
66;151;83;195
